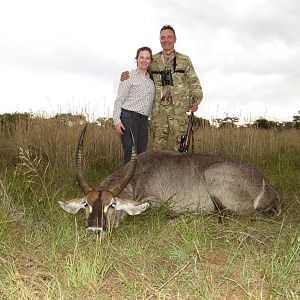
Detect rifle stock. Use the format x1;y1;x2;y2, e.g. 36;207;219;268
178;109;194;153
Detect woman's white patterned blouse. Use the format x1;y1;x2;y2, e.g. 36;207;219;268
113;69;155;125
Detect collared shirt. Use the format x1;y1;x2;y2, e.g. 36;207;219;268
113;69;155;125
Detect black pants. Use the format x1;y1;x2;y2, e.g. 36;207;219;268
120;109;149;164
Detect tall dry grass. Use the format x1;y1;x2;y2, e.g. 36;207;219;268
0;118;122;170
1;117;298;169
194;126;299;163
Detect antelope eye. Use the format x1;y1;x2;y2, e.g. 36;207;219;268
84;202;88;207
110;203;116;209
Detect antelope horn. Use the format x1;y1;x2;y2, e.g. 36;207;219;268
75;123;93;193
108;130;138;196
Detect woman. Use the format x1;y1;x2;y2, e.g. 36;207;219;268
113;47;155;164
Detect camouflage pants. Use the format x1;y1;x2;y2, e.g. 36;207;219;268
151;103;188;151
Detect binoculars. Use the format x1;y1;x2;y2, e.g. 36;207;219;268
160;70;173;86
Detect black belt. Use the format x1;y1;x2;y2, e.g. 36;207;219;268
121;108;148;118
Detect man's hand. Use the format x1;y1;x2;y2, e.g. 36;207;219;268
115;123;125;135
190;102;198;113
120;71;130;81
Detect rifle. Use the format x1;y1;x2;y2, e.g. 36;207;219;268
178;97;195;153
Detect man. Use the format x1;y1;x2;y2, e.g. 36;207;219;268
150;25;203;150
122;25;203;151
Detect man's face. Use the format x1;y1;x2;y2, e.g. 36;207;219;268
160;29;176;52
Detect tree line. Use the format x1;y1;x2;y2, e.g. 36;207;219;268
0;111;299;132
210;114;300;129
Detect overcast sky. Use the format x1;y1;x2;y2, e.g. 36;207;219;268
0;0;299;123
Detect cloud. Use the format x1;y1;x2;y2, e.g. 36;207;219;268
0;0;299;122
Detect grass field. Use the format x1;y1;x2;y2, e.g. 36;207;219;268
0;119;299;299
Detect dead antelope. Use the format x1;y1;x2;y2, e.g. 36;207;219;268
59;125;282;234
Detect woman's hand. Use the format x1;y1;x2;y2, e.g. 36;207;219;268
115;123;125;135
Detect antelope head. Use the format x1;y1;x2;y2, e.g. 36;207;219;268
59;124;149;234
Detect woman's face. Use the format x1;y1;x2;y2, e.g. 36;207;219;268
137;50;151;71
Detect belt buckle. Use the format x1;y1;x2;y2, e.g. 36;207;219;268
161;95;173;104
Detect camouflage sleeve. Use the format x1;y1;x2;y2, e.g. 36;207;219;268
185;57;203;105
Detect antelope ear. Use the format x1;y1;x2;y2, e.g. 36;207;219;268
58;198;86;214
114;198;150;215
